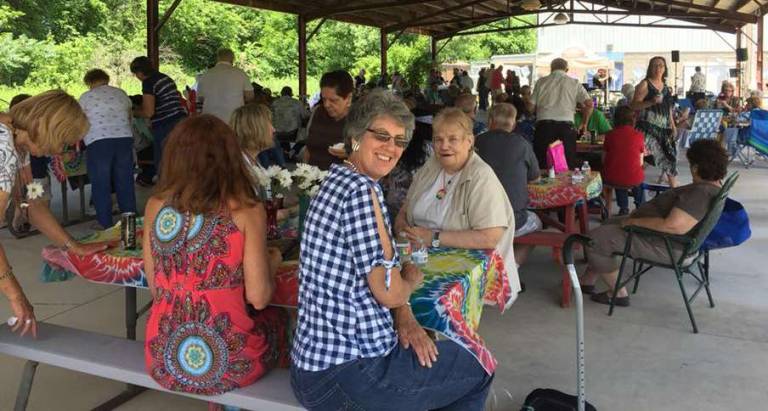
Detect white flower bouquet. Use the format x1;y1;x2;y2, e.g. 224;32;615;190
263;165;293;199
291;163;328;197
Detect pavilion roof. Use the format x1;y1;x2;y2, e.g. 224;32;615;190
215;0;768;36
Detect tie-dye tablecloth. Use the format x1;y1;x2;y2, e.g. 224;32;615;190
40;217;299;287
271;248;511;375
528;171;603;209
51;148;88;182
41;221;510;375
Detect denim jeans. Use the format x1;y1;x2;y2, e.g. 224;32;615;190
152;114;186;177
290;341;493;411
86;137;137;228
615;185;645;212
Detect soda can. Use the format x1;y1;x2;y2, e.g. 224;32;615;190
121;212;137;250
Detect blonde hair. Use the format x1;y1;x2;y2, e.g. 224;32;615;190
230;103;273;154
9;90;89;154
433;107;473;139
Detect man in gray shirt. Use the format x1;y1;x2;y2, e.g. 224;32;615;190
476;103;542;263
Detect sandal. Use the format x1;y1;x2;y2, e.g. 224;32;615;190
590;291;630;307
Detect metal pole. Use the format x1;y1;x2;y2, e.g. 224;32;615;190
737;29;743;98
298;15;308;102
431;36;437;66
380;28;388;81
758;15;764;91
147;0;159;69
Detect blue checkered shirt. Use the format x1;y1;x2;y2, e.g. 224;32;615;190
291;165;398;371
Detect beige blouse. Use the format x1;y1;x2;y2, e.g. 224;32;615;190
404;152;521;304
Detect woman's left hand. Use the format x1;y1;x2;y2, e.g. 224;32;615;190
69;241;109;256
402;226;432;246
397;314;438;368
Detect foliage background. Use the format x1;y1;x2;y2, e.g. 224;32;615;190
0;0;535;110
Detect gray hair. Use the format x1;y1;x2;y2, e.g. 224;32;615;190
621;83;635;99
488;103;517;132
344;89;415;154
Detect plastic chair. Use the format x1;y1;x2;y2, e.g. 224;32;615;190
745;108;768;167
685;109;723;148
607;172;739;333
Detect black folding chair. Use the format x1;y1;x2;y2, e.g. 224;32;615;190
607;172;739;333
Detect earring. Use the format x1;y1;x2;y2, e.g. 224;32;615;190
352;141;360;152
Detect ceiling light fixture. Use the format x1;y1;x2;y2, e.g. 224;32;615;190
554;12;569;25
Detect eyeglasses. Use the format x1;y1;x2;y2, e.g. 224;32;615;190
366;128;409;148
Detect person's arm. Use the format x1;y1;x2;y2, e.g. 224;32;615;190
403;225;504;250
142;197;162;299
239;203;275;309
26;178;107;256
394;200;409;236
622;206;699;235
526;145;541;182
392;304;438;368
365;188;423;308
135;94;155;119
630;80;651;111
0;190;36;337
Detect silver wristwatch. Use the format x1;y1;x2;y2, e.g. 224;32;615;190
431;231;441;248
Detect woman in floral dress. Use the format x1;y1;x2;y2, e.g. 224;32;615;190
631;56;679;187
143;115;288;395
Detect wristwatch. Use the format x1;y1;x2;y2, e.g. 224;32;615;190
431;231;441;248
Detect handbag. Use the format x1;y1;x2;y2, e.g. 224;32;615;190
702;198;751;250
521;388;597;411
546;140;569;173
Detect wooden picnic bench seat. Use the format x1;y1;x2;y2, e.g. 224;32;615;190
0;322;303;411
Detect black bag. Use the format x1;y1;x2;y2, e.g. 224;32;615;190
520;388;597;411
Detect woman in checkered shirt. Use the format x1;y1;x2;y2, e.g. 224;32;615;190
291;90;494;411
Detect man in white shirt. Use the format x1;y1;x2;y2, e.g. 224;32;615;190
531;58;591;168
196;48;254;122
688;66;707;103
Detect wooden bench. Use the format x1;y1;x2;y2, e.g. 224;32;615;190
515;231;575;308
0;322;303;411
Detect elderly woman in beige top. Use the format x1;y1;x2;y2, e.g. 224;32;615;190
394;107;521;303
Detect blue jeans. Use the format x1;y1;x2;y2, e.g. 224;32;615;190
152;114;186;176
615;185;645;212
86;138;136;228
290;342;493;411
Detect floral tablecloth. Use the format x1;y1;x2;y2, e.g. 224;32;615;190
270;248;511;375
528;171;602;209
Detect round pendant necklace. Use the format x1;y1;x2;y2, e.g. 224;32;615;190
436;171;455;200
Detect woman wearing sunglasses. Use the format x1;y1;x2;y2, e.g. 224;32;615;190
291;91;494;410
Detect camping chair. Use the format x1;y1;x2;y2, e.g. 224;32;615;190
745;108;768;167
607;172;739;333
685;109;723;148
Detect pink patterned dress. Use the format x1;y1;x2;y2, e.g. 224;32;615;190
144;204;289;395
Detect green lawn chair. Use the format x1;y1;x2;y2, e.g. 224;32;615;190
607;172;739;333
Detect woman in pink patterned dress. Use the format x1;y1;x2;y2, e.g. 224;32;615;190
142;115;288;396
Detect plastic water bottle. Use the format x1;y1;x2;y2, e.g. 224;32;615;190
571;168;583;184
548;166;556;179
411;239;429;266
581;161;591;177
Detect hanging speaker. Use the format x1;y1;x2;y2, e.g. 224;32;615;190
736;48;748;62
671;50;680;63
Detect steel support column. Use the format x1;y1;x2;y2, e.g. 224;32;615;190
147;0;159;69
737;29;743;97
380;29;388;80
758;15;764;91
298;15;308;102
430;37;437;65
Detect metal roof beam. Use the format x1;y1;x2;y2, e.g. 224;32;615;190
648;0;757;22
386;0;492;31
306;0;446;19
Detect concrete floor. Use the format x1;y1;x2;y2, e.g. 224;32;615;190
1;156;767;410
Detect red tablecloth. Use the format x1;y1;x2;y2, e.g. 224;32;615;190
527;171;603;209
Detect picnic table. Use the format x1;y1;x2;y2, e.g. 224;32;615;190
40;220;512;375
528;171;602;234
